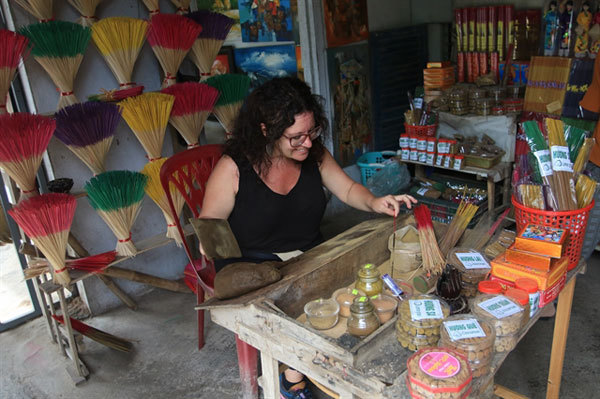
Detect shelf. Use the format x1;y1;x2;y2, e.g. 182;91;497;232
403;159;511;183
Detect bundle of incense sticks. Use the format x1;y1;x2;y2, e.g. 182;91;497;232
438;200;479;256
413;204;445;276
546;118;577;210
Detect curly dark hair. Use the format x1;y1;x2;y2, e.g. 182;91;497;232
223;77;329;177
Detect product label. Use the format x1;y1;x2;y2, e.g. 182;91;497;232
436;154;444;166
529;292;540;317
399;136;409;148
444;318;486;341
401;149;410;160
419;351;461;379
533;149;553;177
427;141;436;152
417;188;429;196
455;252;491;270
409;137;418;149
477;295;521;319
410;150;419;161
410;299;444;321
520;225;565;243
437;142;447;154
418;152;427;163
426;153;435;165
550;146;573;172
417;140;427;151
453;158;462;170
414;98;424;109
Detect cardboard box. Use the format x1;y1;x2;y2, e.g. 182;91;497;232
426;61;452;68
505;243;558;271
514;224;567;258
490;273;566;307
491;252;568;290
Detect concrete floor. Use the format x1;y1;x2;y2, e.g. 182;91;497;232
1;211;599;399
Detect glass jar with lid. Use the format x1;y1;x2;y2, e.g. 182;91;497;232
347;296;381;337
355;263;383;297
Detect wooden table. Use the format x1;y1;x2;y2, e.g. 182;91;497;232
199;217;582;399
406;160;512;214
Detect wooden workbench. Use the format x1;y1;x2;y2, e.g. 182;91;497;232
199;216;582;399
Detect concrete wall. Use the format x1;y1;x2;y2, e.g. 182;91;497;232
10;0;190;315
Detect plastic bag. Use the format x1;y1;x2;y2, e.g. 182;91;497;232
366;160;410;197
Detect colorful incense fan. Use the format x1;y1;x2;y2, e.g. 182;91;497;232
0;113;55;199
186;10;234;79
84;170;148;256
205;74;250;136
146;13;203;88
0;30;29;115
8;193;76;286
54;101;122;175
161;82;219;148
19;21;91;110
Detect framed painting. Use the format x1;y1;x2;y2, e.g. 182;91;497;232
211;46;236;75
322;0;369;48
234;44;297;89
198;0;242;43
239;0;293;42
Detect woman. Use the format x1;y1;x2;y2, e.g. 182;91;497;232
199;77;416;398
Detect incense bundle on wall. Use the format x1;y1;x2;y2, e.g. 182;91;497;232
546;118;577;210
161;82;219;148
146;14;203;88
67;0;103;27
0;30;29;115
141;158;186;246
573;138;595;175
54;101;122;175
576;175;597;209
523;120;560;211
140;0;160;17
186;10;234;79
8;193;76;286
414;204;445;276
88;85;144;102
205;74;251;136
19;21;91;110
0;113;55;200
84;170;148;256
25;250;117;279
91;17;148;91
438;201;479;256
119;92;174;162
14;0;53;22
172;0;191;15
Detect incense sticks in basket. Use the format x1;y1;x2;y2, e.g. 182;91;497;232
54;101;122;175
0;30;29;115
161;82;219;148
146;14;203;88
19;21;91;110
186;10;235;79
9;193;76;286
141;158;186;246
91;17;148;91
0;113;55;200
414;204;445;276
546;118;577;210
84;171;148;256
119;92;174;162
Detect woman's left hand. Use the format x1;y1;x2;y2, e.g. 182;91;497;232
370;194;418;217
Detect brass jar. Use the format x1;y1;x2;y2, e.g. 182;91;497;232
347;296;381;337
355;263;383;297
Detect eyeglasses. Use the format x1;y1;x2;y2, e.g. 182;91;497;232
283;126;322;147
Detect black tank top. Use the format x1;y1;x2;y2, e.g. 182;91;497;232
228;156;327;254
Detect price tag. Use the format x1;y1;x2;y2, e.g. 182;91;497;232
417;188;429;196
550;146;573;172
410;299;443;321
444;318;486;341
534;149;553;177
455;252;490;270
477;295;521;319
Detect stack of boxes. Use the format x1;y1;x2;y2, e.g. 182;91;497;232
489;225;569;307
423;61;455;102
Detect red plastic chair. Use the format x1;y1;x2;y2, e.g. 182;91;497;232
160;145;259;397
160;144;222;349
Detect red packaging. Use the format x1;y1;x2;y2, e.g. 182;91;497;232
457;52;465;82
490;273;566;307
497;6;505;59
480;7;488;53
468;7;476;52
476;7;482;52
455;9;463;52
490;52;499;80
471;52;479;80
488;6;496;52
462;8;469;53
466;52;473;83
505;5;515;59
479;52;488;75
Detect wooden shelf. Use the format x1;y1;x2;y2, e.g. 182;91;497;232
403;159;511;183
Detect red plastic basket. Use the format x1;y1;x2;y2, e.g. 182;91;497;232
512;197;595;270
404;122;438;137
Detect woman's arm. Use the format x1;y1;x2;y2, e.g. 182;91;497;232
198;155;239;219
319;149;416;216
